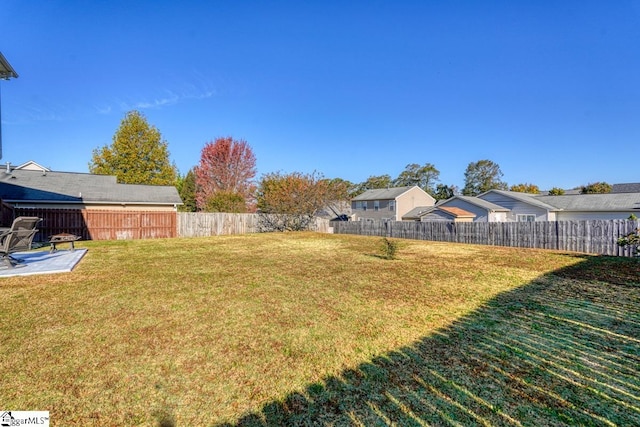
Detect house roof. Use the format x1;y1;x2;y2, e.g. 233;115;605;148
612;183;640;193
403;206;435;218
352;186;417;201
440;195;510;212
403;205;476;220
0;52;18;79
0;169;182;205
535;193;640;211
540;182;640;195
439;206;476;218
12;161;51;171
480;189;559;211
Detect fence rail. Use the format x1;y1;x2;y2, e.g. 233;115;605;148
331;219;640;257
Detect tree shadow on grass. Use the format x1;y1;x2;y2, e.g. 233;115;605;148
219;256;640;426
219;255;640;426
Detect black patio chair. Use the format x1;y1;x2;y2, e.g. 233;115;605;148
0;216;42;268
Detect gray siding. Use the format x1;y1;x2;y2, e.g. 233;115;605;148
419;210;453;222
441;199;490;222
352;199;396;221
480;193;549;221
556;211;638;221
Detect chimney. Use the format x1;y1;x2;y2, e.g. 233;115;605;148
5;162;10;174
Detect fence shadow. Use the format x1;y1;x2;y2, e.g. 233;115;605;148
219;256;640;426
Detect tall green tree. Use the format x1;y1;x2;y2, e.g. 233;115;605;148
462;159;508;196
433;183;457;200
177;168;197;212
393;163;440;195
89;110;177;185
352;174;393;196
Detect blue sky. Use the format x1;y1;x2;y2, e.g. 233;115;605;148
1;1;639;191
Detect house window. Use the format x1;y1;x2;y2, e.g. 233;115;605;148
362;201;367;211
517;214;536;222
389;200;395;211
374;201;380;211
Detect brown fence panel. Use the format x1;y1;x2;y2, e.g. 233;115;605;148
11;208;88;241
0;201;15;227
11;208;176;241
83;211;176;240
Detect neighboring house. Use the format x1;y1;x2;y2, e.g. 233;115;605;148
351;186;435;221
540;182;640;195
478;189;559;222
316;200;352;221
535;193;640;220
403;206;476;222
352;184;640;223
0;167;182;211
11;160;51;171
612;183;640;193
437;195;509;222
461;189;640;222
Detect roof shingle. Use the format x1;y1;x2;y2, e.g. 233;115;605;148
0;170;182;205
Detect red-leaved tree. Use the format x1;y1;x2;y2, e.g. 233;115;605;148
195;137;257;212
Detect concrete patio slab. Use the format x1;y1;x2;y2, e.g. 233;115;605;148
0;249;88;278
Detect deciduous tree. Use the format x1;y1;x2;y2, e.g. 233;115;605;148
204;191;248;213
580;182;612;194
89;110;178;185
256;171;348;231
509;183;540;194
462;159;508;196
195;137;257;212
326;177;358;199
393;163;440;195
548;187;565;195
352;174;393;197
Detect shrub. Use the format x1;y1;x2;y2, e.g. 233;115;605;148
617;228;640;257
380;237;399;260
548;187;565;196
580;182;612;194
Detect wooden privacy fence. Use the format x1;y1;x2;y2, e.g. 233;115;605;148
178;213;260;236
331;219;640;257
177;213;332;236
10;208;177;241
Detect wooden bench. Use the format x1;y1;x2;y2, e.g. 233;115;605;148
49;233;81;253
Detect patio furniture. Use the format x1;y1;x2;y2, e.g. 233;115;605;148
0;216;42;268
49;233;81;253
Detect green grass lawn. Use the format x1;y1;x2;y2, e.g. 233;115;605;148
1;232;638;426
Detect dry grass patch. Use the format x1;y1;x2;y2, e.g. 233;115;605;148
0;232;637;426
